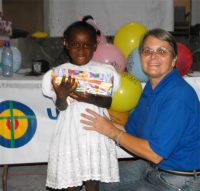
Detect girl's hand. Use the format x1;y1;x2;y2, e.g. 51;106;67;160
70;92;90;102
70;92;112;108
52;75;77;100
80;108;120;139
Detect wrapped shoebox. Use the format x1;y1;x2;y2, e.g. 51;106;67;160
52;68;114;96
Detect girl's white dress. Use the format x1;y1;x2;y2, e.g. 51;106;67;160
42;61;120;189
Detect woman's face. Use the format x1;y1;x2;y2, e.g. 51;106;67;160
140;36;177;82
65;29;97;66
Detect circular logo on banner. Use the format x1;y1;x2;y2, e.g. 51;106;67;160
0;100;37;148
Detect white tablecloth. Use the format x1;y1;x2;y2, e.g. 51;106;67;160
0;74;131;165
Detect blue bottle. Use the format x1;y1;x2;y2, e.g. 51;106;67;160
2;40;13;77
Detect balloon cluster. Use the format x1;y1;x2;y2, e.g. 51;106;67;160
88;20;146;121
83;15;193;125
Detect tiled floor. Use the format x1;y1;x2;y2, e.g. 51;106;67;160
0;159;138;191
0;163;48;191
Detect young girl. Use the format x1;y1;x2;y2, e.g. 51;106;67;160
42;20;120;191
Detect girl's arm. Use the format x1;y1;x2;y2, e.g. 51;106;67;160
52;76;77;111
86;94;112;108
55;97;68;111
70;92;112;108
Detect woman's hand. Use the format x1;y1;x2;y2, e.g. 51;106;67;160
81;109;163;164
80;108;121;139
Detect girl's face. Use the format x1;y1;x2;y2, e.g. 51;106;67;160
65;29;97;66
140;36;177;83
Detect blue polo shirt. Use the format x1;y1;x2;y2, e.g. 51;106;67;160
125;69;200;171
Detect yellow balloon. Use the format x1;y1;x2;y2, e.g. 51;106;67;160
111;72;142;112
108;109;129;126
114;23;148;59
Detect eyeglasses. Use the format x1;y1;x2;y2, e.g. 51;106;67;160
142;47;171;57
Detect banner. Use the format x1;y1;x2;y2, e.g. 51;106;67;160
0;77;132;165
1;75;200;165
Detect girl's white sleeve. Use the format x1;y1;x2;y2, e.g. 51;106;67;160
112;69;120;94
42;69;56;102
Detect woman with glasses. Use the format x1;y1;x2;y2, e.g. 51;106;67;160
80;28;200;191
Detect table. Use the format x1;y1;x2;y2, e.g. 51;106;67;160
1;72;200;191
0;74;132;165
1;74;200;165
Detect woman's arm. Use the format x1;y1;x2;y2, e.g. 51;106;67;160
80;108;163;164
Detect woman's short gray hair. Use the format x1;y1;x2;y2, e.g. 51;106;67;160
138;28;177;58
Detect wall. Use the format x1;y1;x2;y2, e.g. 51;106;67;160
10;37;64;69
191;0;200;25
2;0;44;34
174;0;191;13
46;0;174;37
0;0;2;13
2;0;200;37
174;0;200;26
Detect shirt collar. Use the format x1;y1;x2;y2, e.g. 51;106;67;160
143;69;180;95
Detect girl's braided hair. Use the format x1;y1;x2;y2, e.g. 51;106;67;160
63;15;98;44
55;15;99;66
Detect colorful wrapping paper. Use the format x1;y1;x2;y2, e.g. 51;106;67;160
52;68;114;96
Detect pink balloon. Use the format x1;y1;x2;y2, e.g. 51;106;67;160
97;31;107;45
92;43;127;73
